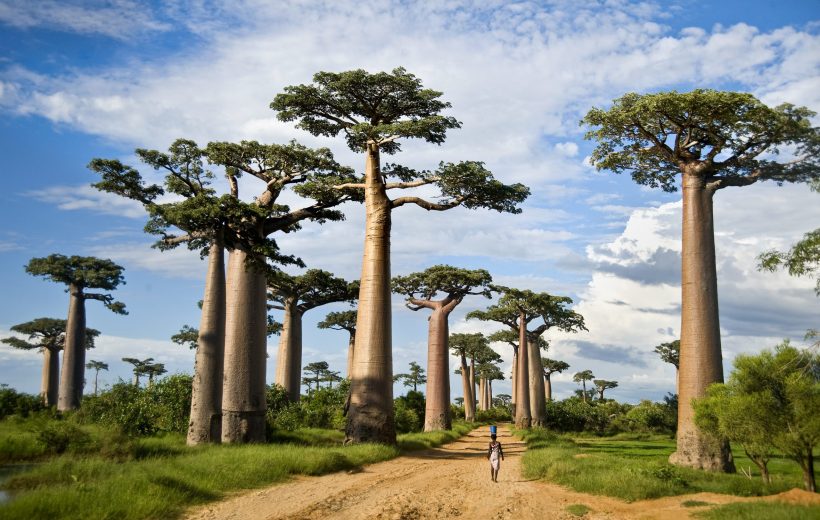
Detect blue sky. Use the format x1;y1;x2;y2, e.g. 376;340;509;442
0;0;818;403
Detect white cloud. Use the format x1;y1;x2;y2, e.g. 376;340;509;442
24;185;146;219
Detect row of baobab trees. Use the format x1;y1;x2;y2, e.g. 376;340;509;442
12;68;819;476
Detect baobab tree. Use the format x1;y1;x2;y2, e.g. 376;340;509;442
26;255;126;411
449;332;487;422
655;339;681;390
1;318;98;405
317;310;357;377
122;357;154;387
468;287;586;428
394;361;427;393
542;357;570;402
476;362;504;411
573;370;595;403
85;360;108;396
205;139;360;443
489;329;548;408
583;90;818;471
91;140;235;445
269;269;357;402
392;265;492;431
594;379;618;400
145;362;167;386
272;68;529;444
303;361;330;394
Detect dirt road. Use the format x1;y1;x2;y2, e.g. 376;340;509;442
184;426;819;519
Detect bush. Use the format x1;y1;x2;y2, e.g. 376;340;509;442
79;375;193;436
620;400;674;433
475;406;512;423
36;421;91;454
266;381;349;432
0;386;46;419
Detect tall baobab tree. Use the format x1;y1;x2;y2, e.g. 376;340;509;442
85;360;108;396
654;339;680;390
476;362;504;411
122;357;154;387
205;140;359;444
2;318;99;405
541;357;570;402
593;379;618;400
468;287;586;428
573;370;595;403
488;329;548;408
26;255;126;411
392;265;492;431
92;139;235;445
317;310;357;377
269;269;357;402
394;361;427;393
272;68;529;444
583;90;818;471
449;332;487;422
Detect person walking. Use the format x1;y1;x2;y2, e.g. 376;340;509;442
487;433;504;482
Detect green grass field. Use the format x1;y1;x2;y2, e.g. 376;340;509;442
518;429;819;519
0;420;475;520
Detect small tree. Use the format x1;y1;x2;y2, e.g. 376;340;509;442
273;68;529;445
26;254;126;410
583;89;818;472
593;379;618;400
394;361;427;393
542;357;570;402
317;310;357;377
145;363;167;386
85;360;109;396
303;361;330;395
393;265;492;431
2;318;99;405
573;370;595;403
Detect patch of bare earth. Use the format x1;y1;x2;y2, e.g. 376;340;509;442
184;426;820;519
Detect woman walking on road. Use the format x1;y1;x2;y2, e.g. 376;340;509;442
487;433;504;482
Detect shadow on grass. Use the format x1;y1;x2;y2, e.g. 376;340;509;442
150;475;220;502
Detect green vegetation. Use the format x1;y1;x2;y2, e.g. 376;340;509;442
0;413;476;520
565;504;591;517
518;428;807;502
695;502;820;519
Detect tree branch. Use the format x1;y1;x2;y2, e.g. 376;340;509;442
385;178;437;190
390;196;464;211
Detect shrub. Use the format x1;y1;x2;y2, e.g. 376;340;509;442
394;399;421;433
0;386;46;419
36;421;91;454
475;406;512;422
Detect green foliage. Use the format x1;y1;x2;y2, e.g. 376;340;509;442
394;362;427;391
474;406;512;423
619;400;676;433
36;421;91;455
582;89;819;193
469;286;587;338
271;67;461;154
396;420;474;451
394;390;425;433
79;375;193;436
654;339;680;369
266;381;349;432
269;269;358;312
0;387;46;420
392;264;492;302
759;229;820;295
26;254;127;293
566;504;591;517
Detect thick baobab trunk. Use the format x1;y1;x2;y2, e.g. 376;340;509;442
275;298;303;402
222;248;269;443
669;173;734;472
459;354;475;422
41;347;59;406
469;361;476;408
515;317;532;429
544;374;552;402
511;350;517;408
58;286;86;411
424;306;451;431
478;378;486;411
346;143;396;444
528;339;546;426
346;332;355;379
187;239;225;445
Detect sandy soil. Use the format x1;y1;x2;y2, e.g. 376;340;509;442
184;426;820;520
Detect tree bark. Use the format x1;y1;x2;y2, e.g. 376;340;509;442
346;143;396;445
478;378;486;411
802;448;815;492
58;285;86;411
488;380;493;408
544;374;552;402
528;339;546;426
275;297;303;402
511;350;517;408
222;248;268;443
423;306;451;431
187;238;225;445
669;171;735;472
515;315;532;429
459;353;475;422
346;332;355;379
42;347;59;406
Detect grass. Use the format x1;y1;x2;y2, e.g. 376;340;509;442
566;503;591;516
695;502;820;519
682;500;712;507
518;428;809;502
0;420;477;520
